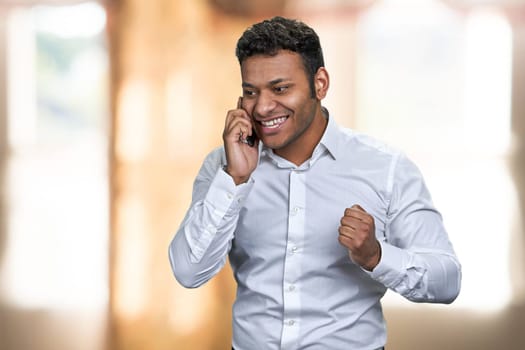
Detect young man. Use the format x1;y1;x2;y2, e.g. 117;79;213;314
169;16;461;350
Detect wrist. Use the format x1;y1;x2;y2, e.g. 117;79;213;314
223;165;249;185
363;241;382;271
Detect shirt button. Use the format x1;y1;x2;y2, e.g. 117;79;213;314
291;206;299;216
227;192;233;199
288;285;295;292
287;320;295;326
291;246;298;253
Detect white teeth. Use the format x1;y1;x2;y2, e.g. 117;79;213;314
261;116;287;128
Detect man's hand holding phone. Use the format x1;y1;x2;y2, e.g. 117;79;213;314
223;97;259;185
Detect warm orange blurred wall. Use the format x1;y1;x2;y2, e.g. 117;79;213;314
106;1;525;350
106;1;255;349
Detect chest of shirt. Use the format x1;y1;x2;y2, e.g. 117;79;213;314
232;158;390;264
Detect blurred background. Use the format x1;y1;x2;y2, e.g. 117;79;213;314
0;0;524;349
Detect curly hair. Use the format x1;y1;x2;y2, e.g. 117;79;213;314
235;16;325;98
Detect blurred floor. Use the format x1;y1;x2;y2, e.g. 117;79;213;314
0;304;107;350
385;304;525;350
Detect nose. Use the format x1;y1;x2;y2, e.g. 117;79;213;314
253;91;277;117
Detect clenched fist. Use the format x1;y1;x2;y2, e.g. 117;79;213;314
338;204;381;271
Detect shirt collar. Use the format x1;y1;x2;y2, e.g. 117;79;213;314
317;113;338;160
259;109;345;166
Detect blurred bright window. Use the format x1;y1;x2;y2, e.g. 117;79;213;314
1;1;109;310
355;0;516;311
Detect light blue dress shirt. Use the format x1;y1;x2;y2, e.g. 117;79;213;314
169;115;461;350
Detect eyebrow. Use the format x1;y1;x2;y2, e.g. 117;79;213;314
242;78;291;88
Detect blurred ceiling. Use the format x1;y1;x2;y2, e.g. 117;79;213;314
208;0;286;17
208;0;380;17
0;0;89;9
1;0;87;5
3;0;525;11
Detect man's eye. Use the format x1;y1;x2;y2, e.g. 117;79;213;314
243;90;256;96
274;86;288;93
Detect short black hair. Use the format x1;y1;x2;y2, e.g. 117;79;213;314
235;16;325;97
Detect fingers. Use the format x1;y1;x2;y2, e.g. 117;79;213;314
342;205;373;226
351;204;365;212
224;99;253;143
224;107;250;129
338;204;375;245
344;204;368;218
338;220;369;238
338;204;381;271
337;234;353;249
338;224;355;240
225;119;253;145
237;96;243;109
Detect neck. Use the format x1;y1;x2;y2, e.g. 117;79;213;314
275;107;328;166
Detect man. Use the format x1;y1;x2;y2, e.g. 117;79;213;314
169;16;461;350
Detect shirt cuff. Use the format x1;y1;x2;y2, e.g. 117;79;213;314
204;167;254;217
366;240;407;287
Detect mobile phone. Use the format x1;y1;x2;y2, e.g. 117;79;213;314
245;128;256;147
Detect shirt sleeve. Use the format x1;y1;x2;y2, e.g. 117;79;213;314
168;148;254;288
368;153;462;303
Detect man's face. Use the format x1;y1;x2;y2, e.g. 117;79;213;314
240;50;322;156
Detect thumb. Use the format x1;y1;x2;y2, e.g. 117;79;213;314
351;204;366;212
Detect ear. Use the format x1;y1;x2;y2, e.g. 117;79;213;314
314;67;329;100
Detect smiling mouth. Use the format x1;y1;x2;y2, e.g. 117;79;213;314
258;116;288;129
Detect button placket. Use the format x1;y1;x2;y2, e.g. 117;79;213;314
280;170;306;349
